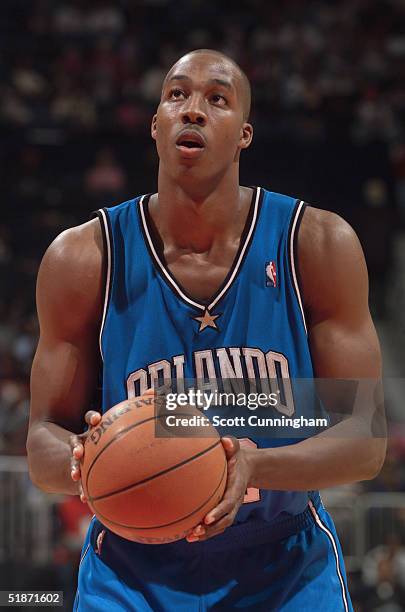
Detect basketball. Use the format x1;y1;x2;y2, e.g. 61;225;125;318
81;394;227;544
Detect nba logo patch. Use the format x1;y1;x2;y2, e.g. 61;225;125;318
265;261;277;287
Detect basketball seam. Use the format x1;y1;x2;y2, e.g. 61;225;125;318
86;404;211;488
92;456;227;531
89;436;222;501
84;406;211;493
86;400;197;489
84;407;159;493
87;435;222;501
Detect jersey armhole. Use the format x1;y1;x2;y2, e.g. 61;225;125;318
91;208;113;361
288;200;308;334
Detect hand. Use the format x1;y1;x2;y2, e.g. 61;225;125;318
69;410;102;502
69;389;156;502
186;437;254;543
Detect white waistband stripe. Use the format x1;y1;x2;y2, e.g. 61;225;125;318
309;500;349;612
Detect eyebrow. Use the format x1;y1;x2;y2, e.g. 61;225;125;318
167;74;233;90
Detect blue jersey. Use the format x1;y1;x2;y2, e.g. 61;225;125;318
74;187;352;612
96;187;316;528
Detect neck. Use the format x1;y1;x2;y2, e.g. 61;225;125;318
151;165;250;252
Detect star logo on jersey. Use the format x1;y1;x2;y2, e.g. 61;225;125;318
192;308;221;332
265;261;277;288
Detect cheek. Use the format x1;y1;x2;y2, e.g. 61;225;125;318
154;122;170;153
215;124;242;153
155;112;177;146
212;115;242;140
157;104;178;127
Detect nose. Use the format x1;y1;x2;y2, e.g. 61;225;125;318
181;94;207;126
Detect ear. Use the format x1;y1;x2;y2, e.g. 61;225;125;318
239;122;253;150
151;114;157;140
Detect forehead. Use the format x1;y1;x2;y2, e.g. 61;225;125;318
165;54;240;89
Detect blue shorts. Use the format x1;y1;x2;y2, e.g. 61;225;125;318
74;497;352;611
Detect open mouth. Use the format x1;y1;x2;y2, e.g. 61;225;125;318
176;130;206;151
177;140;204;149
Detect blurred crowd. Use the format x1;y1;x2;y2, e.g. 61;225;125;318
0;0;404;145
1;1;405;609
1;0;403;447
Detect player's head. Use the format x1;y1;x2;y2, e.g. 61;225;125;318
151;49;253;182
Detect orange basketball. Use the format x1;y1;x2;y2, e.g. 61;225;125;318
81;395;227;544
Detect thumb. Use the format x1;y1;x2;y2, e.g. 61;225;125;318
221;436;240;459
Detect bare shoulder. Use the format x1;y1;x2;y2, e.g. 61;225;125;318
37;217;104;334
40;217;103;279
297;205;368;316
298;206;362;256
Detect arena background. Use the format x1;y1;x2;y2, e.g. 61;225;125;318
1;1;405;610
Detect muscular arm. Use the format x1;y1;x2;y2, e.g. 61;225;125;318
248;207;386;491
189;206;387;542
27;219;104;494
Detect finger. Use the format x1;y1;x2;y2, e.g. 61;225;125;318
68;434;81;450
72;443;84;460
198;528;226;542
70;444;84;481
79;484;88;503
186;521;207;542
198;509;238;541
190;524;206;538
71;466;81;482
204;497;235;525
188;520;229;542
221;436;240;459
70;453;81;480
84;411;102;428
186;534;200;543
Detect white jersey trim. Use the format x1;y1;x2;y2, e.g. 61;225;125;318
210;186;260;310
139;195;202;310
290;200;307;334
309;500;349;612
139;188;261;312
78;542;90;567
98;208;112;361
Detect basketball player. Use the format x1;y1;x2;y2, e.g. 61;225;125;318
27;49;386;611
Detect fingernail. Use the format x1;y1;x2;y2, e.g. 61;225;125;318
205;516;215;525
194;525;205;536
187;535;199;543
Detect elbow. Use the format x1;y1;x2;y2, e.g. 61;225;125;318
28;466;46;492
26;437;40;490
26;431;50;493
27;461;53;494
362;439;387;481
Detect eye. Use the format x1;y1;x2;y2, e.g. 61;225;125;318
210;93;227;106
169;88;186;100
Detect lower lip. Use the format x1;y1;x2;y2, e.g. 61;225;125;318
175;145;205;159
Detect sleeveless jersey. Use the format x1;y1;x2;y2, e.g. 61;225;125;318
96;187;317;527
